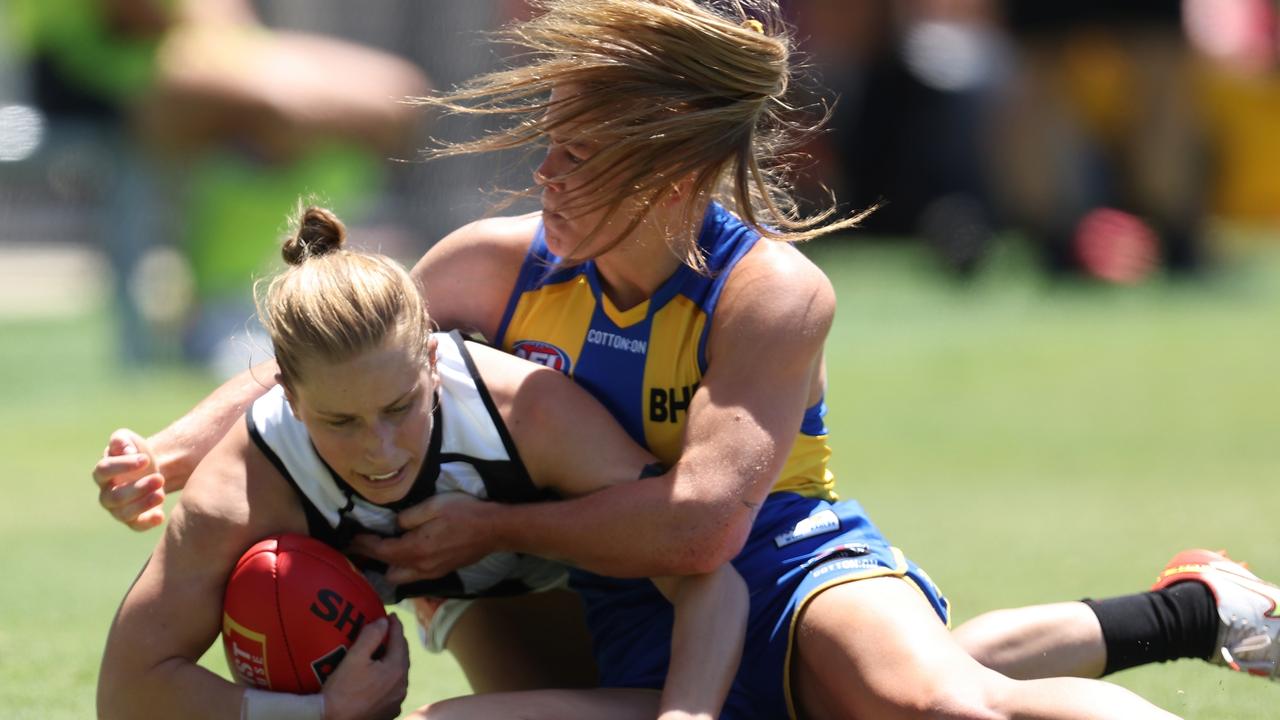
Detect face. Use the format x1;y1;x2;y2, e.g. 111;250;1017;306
285;332;436;506
535;84;648;260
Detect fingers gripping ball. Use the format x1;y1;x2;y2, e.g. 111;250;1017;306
222;534;386;694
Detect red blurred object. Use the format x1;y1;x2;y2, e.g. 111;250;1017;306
1074;208;1160;284
1183;0;1279;74
222;534;385;694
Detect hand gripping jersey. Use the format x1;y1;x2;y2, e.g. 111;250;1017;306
496;202;836;500
246;330;566;604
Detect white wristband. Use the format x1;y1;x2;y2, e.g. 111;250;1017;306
241;688;325;720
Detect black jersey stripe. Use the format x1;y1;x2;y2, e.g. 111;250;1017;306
245;412;338;545
447;331;538;503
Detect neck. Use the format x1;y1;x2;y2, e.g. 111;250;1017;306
593;205;701;311
594;245;682;311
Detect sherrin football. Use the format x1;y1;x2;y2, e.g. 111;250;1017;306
222;533;386;694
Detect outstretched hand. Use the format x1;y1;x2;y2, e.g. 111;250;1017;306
322;614;410;720
348;492;498;584
93;429;166;531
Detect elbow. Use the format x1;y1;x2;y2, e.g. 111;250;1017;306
688;523;750;575
97;653;181;720
97;659;147;720
97;655;123;719
666;504;752;576
97;676;128;720
677;552;732;577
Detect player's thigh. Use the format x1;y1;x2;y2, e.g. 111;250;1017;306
445;589;598;693
411;688;659;720
792;576;1005;720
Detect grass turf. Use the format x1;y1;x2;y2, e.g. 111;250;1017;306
1;236;1276;717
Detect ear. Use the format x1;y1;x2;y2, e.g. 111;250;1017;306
664;172;698;206
426;334;440;379
277;373;300;417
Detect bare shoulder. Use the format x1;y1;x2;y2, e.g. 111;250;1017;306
415;213;540;270
716;240;835;338
176;420;304;539
413;213;542;340
735;239;833;293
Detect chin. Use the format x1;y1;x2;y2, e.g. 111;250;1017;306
541;229;572;257
359;484;413;506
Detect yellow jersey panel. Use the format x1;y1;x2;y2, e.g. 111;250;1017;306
496;203;836;500
642;294;706;467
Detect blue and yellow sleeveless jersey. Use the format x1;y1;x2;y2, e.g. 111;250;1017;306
495;202;835;500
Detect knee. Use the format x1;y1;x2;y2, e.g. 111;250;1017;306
896;680;1009;720
822;672;1012;720
408;697;465;720
952;609;1019;666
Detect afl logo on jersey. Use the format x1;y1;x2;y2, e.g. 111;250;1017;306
511;340;572;373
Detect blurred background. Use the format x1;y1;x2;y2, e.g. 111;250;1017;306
1;1;1278;718
3;0;1280;370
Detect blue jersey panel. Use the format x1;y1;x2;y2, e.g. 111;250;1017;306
572;493;950;720
572;289;653;445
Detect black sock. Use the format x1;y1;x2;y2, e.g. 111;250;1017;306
1083;582;1219;675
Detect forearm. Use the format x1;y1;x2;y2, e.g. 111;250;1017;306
98;657;246;719
150;360;277;491
490;473;750;577
654;568;748;720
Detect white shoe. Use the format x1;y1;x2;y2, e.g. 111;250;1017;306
1153;548;1280;680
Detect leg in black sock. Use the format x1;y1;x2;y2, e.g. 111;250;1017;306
1083;582;1218;675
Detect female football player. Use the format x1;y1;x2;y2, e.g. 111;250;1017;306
97;206;748;720
95;1;1274;717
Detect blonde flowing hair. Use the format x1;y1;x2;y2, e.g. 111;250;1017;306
414;0;869;270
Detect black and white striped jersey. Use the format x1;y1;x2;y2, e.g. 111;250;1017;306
246;330;567;604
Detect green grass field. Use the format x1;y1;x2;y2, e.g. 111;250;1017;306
1;236;1277;718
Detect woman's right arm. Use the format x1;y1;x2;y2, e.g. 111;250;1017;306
97;422;408;719
99;422;289;717
92;215;534;529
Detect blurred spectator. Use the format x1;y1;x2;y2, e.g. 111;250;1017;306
8;0;429;371
988;1;1211;282
1182;0;1280;228
790;1;1221;283
789;0;1008;277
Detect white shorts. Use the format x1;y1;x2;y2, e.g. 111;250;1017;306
403;562;569;653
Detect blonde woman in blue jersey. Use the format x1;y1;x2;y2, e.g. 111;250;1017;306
94;1;1279;717
99;206;748;720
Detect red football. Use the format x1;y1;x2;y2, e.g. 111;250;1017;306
221;533;386;694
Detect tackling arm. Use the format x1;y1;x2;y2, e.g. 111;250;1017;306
93;362;278;530
149;363;278;490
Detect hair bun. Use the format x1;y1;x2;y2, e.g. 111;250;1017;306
283;206;348;265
